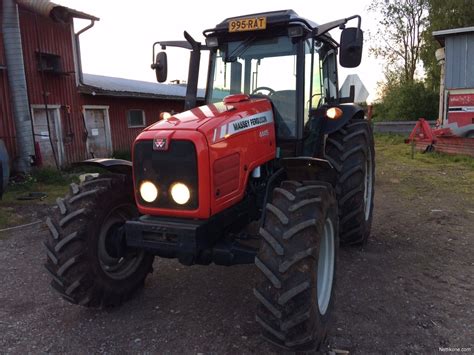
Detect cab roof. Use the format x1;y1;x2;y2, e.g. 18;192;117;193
203;9;318;37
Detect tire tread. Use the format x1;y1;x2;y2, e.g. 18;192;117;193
325;118;375;245
255;181;339;351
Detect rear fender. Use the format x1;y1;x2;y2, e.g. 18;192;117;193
305;103;364;157
72;158;132;176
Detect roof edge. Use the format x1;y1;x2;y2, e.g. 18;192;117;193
16;0;99;22
78;84;204;101
433;26;474;38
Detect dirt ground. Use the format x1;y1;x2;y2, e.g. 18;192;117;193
0;140;473;354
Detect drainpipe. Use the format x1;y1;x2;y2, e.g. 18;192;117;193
74;20;95;85
2;0;35;173
435;47;446;125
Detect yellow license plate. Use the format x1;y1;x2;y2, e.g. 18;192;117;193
229;17;267;32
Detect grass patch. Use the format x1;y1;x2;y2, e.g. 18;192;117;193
5;167;75;201
0;206;29;231
374;133;474;203
0;168;79;229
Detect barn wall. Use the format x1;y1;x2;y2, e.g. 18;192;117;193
0;70;16;160
81;95;184;154
19;8;88;165
0;0;16;160
0;3;188;168
445;32;474;89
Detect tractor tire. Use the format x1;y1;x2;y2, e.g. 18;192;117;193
325;118;375;245
255;180;339;351
44;174;154;308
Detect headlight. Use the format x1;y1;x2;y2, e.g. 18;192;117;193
170;182;190;205
140;181;158;203
326;107;343;120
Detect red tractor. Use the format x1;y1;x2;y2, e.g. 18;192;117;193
45;10;374;351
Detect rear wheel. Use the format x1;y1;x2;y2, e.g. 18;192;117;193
255;180;339;351
44;174;154;307
325;118;375;245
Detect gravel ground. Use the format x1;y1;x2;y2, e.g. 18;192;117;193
1;177;473;354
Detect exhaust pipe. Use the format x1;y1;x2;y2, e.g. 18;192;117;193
2;0;35;173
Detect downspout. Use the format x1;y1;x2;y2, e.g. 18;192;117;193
435;47;446;125
74;20;95;85
2;0;35;173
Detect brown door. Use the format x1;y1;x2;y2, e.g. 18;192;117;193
32;108;63;167
84;108;111;158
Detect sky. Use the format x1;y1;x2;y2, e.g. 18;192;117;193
57;0;384;102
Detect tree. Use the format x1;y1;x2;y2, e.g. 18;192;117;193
421;0;474;92
369;0;428;83
373;80;438;121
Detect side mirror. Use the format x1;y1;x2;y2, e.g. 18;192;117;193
339;28;363;68
151;52;168;83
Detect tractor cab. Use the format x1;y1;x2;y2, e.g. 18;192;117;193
152;10;363;156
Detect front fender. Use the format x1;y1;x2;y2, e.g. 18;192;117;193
281;157;336;187
259;158;336;229
72;158;132;176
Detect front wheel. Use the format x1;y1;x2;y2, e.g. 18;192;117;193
255;180;339;351
44;174;154;307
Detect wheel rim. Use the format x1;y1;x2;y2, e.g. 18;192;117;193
364;146;374;221
98;203;145;280
317;217;335;316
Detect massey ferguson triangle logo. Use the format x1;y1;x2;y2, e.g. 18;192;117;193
153;136;168;151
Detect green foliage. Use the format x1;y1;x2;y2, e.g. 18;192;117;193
31;167;70;185
369;1;437;120
7;168;71;192
372;80;438;121
113;150;131;161
369;0;428;83
421;0;474;92
370;0;474;119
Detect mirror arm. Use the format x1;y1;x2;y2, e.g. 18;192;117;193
313;15;361;39
151;41;196;68
151;42;160;69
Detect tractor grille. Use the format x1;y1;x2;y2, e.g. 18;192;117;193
133;140;198;210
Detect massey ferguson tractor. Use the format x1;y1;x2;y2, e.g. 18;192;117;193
44;10;374;351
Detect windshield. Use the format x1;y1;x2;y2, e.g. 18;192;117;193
208;35;298;136
209;36;297;100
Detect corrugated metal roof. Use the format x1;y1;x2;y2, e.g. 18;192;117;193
80;73;205;100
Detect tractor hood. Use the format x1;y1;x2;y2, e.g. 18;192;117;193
146;101;236;131
145;95;274;143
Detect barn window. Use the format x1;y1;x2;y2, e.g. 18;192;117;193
127;110;146;128
36;52;62;74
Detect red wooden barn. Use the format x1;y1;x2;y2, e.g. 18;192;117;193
0;0;188;170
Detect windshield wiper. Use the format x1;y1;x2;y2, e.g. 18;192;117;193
225;36;256;62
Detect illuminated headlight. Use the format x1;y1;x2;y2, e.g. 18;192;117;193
170;182;190;205
326;107;343;120
140;181;158;203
